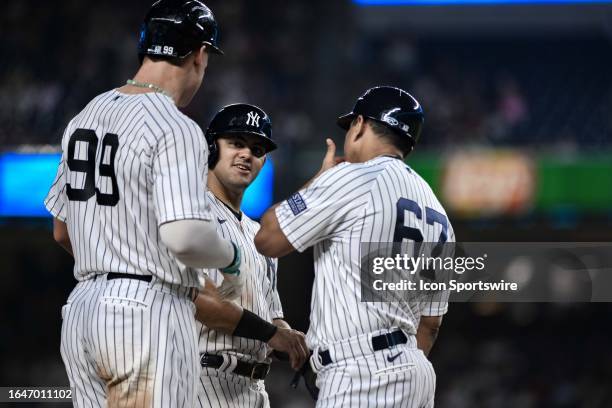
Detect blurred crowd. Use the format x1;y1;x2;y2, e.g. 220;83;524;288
1;1;612;407
1;0;611;154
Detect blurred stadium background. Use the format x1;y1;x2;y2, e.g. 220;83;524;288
1;0;611;406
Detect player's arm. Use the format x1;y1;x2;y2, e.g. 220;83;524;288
151;123;240;272
195;278;309;369
45;141;72;257
255;205;295;258
255;139;343;258
417;226;453;357
272;318;291;329
194;277;243;332
52;219;73;257
416;315;443;357
160;219;236;269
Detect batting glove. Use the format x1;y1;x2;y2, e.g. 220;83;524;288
217;272;245;300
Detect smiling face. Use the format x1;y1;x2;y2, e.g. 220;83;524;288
211;134;267;192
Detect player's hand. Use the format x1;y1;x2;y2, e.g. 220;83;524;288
216;272;245;300
268;328;309;370
317;138;345;176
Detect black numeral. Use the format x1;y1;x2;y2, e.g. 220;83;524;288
394;198;449;280
393;198;448;246
66;129;97;201
66;129;120;206
393;198;424;243
96;133;120;206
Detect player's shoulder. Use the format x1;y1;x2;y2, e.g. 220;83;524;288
139;96;205;152
375;156;432;190
140;93;201;131
69;90;117;123
314;157;390;187
241;213;260;230
62;90;118;138
205;191;228;215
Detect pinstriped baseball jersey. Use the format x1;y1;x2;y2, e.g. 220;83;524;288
197;191;283;362
44;89;211;288
276;156;455;350
49;88;209;408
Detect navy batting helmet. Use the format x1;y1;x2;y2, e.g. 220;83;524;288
206;104;277;168
337;86;424;149
138;0;223;61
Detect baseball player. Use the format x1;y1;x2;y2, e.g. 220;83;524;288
190;103;308;407
255;86;454;407
44;1;245;407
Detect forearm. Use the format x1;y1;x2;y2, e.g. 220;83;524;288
195;278;278;341
416;316;443;357
57;239;74;257
160;219;234;268
53;219;73;257
255;206;295;258
416;328;438;357
273;318;291;330
194;292;243;334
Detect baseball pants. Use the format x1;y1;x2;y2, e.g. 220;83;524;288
312;331;436;408
60;276;199;408
197;363;269;408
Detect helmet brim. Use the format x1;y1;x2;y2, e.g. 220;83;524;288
337;113;355;130
214;130;277;153
204;42;224;55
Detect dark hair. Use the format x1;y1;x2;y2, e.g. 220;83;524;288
366;119;414;157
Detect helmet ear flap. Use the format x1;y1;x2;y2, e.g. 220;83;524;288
208;137;219;169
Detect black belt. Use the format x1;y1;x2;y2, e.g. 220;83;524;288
319;330;408;366
200;354;270;380
95;272;152;283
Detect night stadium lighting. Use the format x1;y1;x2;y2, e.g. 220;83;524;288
354;0;610;5
0;152;275;219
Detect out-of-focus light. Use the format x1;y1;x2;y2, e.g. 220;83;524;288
242;158;274;220
505;256;534;286
0;151;275;220
0;152;61;217
354;0;610;5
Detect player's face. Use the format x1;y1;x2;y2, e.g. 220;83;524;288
214;135;266;191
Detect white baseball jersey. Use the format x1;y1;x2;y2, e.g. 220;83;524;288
276;156;454;348
276;155;454;407
197;192;283;360
196;192;282;408
46;89;211;407
44;89;211;288
276;156;455;349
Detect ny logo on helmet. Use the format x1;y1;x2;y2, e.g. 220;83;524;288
246;111;260;127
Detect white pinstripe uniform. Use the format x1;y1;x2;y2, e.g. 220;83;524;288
276;156;454;408
196;192;283;408
44;89;211;407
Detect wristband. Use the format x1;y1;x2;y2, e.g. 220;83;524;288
220;241;241;275
233;309;278;343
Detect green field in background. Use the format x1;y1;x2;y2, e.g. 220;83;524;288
408;152;612;212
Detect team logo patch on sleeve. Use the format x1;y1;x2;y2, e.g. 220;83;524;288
287;192;307;215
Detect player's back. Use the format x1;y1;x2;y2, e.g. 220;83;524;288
366;157;452;245
289;156;454;348
45;89;209;287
